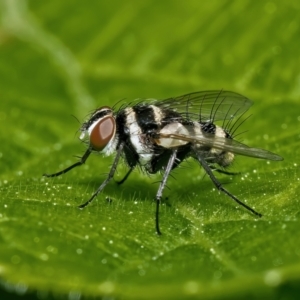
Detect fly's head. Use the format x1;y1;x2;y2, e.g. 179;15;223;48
80;106;117;154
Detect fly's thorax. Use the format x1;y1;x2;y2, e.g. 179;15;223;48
123;107;155;165
80;106;118;155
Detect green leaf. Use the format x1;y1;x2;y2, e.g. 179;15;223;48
0;0;299;299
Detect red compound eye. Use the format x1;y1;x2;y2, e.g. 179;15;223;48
90;116;116;151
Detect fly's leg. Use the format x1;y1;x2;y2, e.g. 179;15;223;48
43;148;92;177
209;166;241;176
193;146;262;217
115;167;134;185
78;143;125;209
155;149;178;235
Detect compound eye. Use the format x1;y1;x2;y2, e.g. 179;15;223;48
90;116;116;151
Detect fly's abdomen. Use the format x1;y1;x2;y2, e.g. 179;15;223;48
193;122;235;167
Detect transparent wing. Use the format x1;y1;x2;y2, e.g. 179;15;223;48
153;90;253;122
158;131;283;161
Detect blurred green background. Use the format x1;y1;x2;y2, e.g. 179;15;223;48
0;0;300;299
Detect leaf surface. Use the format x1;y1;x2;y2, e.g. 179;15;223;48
0;1;299;299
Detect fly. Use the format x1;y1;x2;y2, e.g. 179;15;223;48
43;90;283;235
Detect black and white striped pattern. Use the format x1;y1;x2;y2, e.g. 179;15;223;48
111;103;234;171
45;90;283;234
